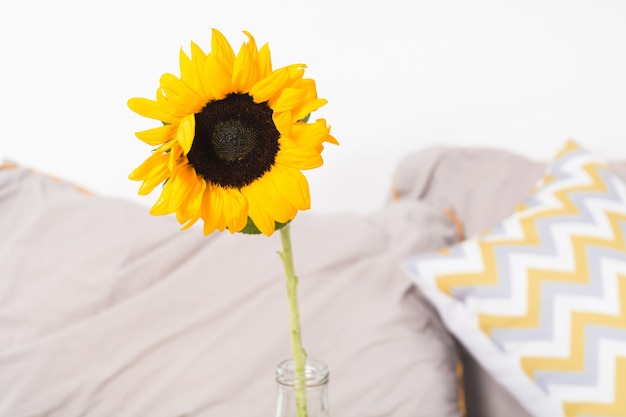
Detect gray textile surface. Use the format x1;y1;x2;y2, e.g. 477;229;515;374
393;146;543;417
0;162;460;417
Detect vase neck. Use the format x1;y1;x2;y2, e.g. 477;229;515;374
275;359;330;417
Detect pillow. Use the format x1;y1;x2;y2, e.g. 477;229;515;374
405;140;626;417
391;146;546;238
0;162;461;417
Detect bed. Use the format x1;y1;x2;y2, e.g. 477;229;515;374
1;140;625;417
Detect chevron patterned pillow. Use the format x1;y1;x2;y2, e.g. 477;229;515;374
405;140;626;417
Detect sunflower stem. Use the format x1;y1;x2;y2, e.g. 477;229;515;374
278;224;308;417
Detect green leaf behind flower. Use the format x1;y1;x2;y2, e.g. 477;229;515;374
239;217;290;235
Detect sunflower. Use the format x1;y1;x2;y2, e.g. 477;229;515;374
128;29;337;236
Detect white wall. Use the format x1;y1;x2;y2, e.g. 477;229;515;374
1;0;625;214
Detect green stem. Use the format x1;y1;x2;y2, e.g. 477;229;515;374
278;224;308;417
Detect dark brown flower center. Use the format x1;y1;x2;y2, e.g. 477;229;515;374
187;93;280;188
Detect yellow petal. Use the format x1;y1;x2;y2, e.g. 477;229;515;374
200;184;226;234
232;32;259;93
285;78;328;122
129;151;168;180
179;182;206;229
314;119;339;145
242;30;258;54
137;164;170;195
154;87;186;120
129;153;172;196
275;121;332;170
211;28;235;74
272;111;292;137
261;175;296;221
188;42;222;103
180;215;200;230
292;98;328;123
179;42;209;102
159;73;205;115
168;142;184;172
240;177;279;235
275;146;323;170
272;87;309;113
179;48;194;89
200;54;232;100
134;124;176;146
266;65;306;108
150;182;177;216
178;172;206;229
243;194;275;236
177;172;203;221
168;164;195;208
270;165;310;212
241;166;306;235
249;67;290;104
128;97;178;124
190;41;207;63
257;43;272;79
222;187;249;233
291;119;336;146
151;138;176;155
176;113;196;154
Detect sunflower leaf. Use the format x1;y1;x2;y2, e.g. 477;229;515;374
239;217;290;235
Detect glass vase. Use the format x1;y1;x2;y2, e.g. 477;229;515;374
275;358;330;417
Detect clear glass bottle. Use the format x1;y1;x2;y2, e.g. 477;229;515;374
275;358;330;417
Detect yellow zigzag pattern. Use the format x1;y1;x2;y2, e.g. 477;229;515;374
434;141;588;296
563;357;626;417
436;160;611;321
524;274;626;417
480;207;626;336
434;156;626;416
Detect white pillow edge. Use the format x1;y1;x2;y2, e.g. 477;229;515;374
402;261;563;417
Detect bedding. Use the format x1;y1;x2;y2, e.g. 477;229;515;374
3;142;622;417
0;161;460;416
392;146;548;417
404;141;626;417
